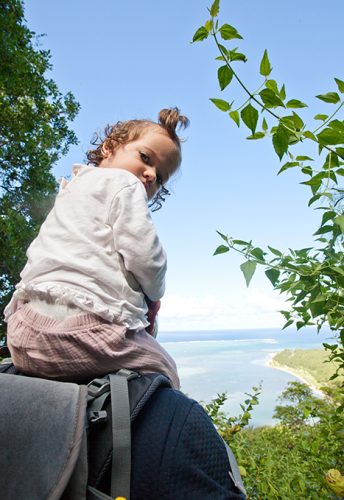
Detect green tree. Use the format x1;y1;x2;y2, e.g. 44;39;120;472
192;0;344;390
0;0;79;335
273;381;326;428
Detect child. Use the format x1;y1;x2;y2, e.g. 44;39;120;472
4;107;189;389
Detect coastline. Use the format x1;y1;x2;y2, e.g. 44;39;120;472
266;353;325;398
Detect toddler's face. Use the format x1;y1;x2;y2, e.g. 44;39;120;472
100;128;180;200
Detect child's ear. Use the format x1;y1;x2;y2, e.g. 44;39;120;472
101;144;112;158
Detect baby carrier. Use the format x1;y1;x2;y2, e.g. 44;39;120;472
0;352;246;500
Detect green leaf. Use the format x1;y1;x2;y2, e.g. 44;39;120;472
229;49;247;62
265;268;280;286
262;117;268;132
259;88;285;108
317;128;344;146
328;119;344;130
213;245;229;255
314;114;328;121
204;19;213;32
240;260;257;287
219;24;243;40
321;210;336;225
218;65;233;90
301;166;312;176
229;110;240;127
280;84;286;101
313;225;333;236
310;300;327;318
282;320;294;330
265;79;278;94
334;77;344;93
209;0;220;17
247;132;265;140
303;130;317;141
308;194;321;206
260;50;272;77
273;125;289;160
296;156;313;161
267;245;282;257
232;239;250;246
241;103;258;134
334;214;344;232
251;247;265;260
277;161;299;175
210;98;231;111
192;26;209;42
216;230;229;242
330;265;344;276
292;112;304;130
316;92;340;104
323;343;337;351
286;99;308;108
217;43;229;58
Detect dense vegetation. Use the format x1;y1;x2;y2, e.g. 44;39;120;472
0;0;79;336
205;379;344;499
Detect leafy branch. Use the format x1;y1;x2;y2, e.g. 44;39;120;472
192;0;344;384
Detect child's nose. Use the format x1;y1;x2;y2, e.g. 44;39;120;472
144;167;157;183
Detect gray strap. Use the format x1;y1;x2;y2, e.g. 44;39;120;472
221;437;247;497
109;372;131;499
87;485;113;500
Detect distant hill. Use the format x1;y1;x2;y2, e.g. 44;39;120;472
270;348;342;391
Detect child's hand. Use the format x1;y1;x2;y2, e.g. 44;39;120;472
146;299;161;336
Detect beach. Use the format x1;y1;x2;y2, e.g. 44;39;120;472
160;327;333;426
266;353;325;397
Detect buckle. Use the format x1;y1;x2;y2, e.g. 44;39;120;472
87;378;110;398
88;410;108;424
116;368;140;381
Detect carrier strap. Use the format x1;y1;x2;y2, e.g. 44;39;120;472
222;437;247;497
87;485;113;500
110;370;134;500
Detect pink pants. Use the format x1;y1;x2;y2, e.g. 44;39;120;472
6;304;180;389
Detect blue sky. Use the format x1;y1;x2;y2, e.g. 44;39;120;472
24;0;344;331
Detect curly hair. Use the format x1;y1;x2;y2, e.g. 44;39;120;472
86;107;189;210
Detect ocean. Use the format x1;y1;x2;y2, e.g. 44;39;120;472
158;327;335;427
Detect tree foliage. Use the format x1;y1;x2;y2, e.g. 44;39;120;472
206;382;344;498
0;0;79;334
192;0;344;390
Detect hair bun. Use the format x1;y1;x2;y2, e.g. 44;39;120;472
158;108;189;134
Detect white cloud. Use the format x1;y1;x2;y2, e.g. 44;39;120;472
246;287;288;312
158;287;289;331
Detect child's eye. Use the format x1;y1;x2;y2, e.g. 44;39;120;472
140;152;151;165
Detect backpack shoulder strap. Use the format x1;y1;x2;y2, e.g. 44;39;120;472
87;370;171;499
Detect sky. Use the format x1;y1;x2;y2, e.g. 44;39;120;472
23;0;344;331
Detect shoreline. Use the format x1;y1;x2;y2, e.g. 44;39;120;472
266;353;325;398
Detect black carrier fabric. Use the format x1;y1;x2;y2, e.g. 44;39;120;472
129;387;245;499
0;361;246;499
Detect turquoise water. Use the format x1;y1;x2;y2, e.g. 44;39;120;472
159;327;335;427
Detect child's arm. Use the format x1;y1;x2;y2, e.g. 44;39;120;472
145;298;160;336
109;182;167;301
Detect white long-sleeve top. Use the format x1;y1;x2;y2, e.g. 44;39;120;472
4;165;167;330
